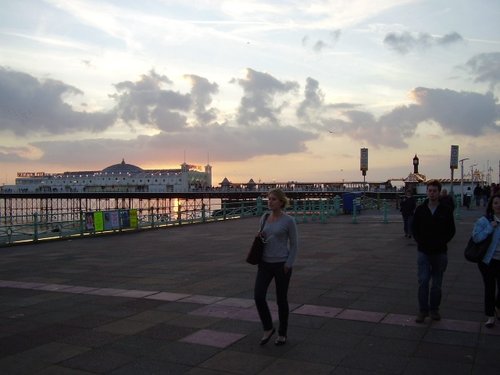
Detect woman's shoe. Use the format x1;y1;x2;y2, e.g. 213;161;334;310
495;306;500;320
259;328;275;345
274;335;287;346
485;316;495;328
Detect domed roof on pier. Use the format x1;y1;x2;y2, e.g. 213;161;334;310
102;159;143;174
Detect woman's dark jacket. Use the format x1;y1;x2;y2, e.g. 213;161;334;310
412;199;456;254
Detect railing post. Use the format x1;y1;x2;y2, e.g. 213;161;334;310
33;212;39;241
256;196;263;216
201;203;206;223
383;199;388;224
150;207;155;228
79;210;84;236
352;198;358;224
333;195;341;216
177;204;182;225
320;200;326;224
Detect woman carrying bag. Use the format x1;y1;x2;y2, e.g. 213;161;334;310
472;193;500;327
254;189;298;346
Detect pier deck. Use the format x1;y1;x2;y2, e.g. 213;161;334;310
0;207;498;374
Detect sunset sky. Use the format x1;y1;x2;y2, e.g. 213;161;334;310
0;0;499;186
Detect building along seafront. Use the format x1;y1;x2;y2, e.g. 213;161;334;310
0;159;213;194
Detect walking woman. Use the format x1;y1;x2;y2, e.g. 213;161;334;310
254;189;298;346
472;193;500;327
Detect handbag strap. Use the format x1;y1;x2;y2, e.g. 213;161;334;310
259;213;270;232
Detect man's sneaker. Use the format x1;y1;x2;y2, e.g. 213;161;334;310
415;311;428;323
430;311;441;321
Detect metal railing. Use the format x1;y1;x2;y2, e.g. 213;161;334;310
0;195;397;246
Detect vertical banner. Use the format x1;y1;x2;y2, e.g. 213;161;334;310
94;211;104;231
450;145;459;169
120;210;130;228
85;212;95;231
104;211;120;230
360;148;368;175
129;209;138;228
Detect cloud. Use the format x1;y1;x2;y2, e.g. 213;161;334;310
316;86;498;148
234;68;299;125
297;77;324;120
0;67;116;136
383;31;464;54
437;31;463;46
410;87;499;135
112;70;191;131
303;29;341;53
313;40;328;53
464;52;500;91
0;145;36;162
4;66;497;169
32;123;317;165
184;74;219;125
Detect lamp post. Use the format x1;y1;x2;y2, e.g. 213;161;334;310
360;148;368;194
470;164;477;191
450;145;459;194
459;158;469;207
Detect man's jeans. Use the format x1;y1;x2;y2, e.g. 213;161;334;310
417;251;448;312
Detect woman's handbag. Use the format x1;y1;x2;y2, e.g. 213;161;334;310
464;232;493;263
246;213;269;265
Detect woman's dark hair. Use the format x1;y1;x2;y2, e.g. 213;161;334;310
485;193;500;217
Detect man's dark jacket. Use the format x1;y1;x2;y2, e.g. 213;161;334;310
412;199;456;254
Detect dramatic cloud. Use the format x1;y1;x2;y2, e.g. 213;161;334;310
112;70;191;131
297;77;324;121
383;31;464;54
2;66;497;170
322;87;499;148
184;74;219;125
410;87;499;135
32;124;316;165
234;68;299;125
464;52;500;91
0;67;116;136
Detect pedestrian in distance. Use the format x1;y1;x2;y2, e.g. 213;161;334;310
439;188;455;212
464;187;472;210
400;190;416;238
474;184;483;208
483;184;491;207
472;193;500;328
254;189;298;346
412;180;456;323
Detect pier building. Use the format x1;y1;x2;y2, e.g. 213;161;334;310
1;159;213;194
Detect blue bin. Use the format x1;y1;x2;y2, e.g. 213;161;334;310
342;192;362;214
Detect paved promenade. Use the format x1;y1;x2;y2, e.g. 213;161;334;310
0;207;499;374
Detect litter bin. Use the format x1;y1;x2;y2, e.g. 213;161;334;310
342;192;362;214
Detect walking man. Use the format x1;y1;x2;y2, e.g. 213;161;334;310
412;180;456;323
